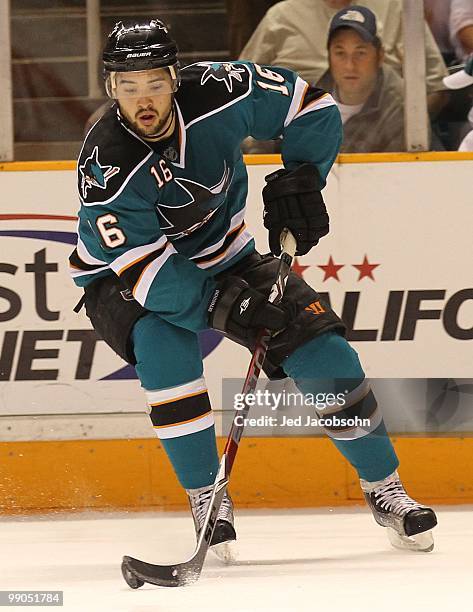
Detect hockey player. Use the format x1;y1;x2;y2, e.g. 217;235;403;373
70;18;437;558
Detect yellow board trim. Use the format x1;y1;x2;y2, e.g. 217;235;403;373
0;161;76;172
0;437;472;513
2;151;473;172
338;151;473;163
243;152;473;165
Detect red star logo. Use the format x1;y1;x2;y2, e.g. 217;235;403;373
317;256;344;281
292;258;310;278
353;255;380;281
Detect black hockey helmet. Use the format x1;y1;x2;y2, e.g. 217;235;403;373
103;19;180;98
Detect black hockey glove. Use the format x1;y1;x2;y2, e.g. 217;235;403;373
262;163;329;256
207;276;289;343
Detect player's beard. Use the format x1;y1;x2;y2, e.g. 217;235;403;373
125;105;174;139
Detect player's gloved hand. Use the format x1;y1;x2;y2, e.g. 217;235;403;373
262;163;329;256
207;276;289;341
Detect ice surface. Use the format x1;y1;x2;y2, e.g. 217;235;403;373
0;506;471;611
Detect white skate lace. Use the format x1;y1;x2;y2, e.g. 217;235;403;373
189;486;233;529
374;481;422;516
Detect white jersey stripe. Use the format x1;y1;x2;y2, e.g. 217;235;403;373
292;93;337;122
284;76;309;128
189;207;246;261
133;242;177;305
109;235;168;275
196;227;253;270
76;234;107;266
69;265;109;278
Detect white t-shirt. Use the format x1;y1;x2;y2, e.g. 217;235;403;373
458;129;473;151
450;0;473;61
335;100;364;125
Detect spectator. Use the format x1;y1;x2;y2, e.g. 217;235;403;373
450;0;473;61
240;0;449;116
318;5;405;152
225;0;279;58
443;54;473;150
424;1;473;64
424;0;455;64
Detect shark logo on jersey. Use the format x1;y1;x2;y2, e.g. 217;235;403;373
79;146;120;199
198;62;246;93
156;162;233;239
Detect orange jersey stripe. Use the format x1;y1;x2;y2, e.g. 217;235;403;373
118;252;151;276
297;83;310;114
197;222;246;265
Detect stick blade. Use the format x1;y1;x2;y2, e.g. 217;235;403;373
121;554;203;588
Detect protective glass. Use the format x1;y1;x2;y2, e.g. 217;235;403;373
105;65;180;99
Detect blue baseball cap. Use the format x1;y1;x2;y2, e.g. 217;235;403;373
329;5;377;44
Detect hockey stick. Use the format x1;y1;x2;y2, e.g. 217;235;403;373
121;228;298;588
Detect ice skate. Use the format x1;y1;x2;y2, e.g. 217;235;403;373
186;485;237;563
361;471;437;552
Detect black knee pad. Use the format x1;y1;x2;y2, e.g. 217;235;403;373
83;275;148;364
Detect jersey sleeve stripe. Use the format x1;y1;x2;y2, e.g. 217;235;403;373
117;249;160;277
69;248;100;272
69;263;109;279
283;76;309;128
191;221;246;265
188;206;254;270
189;208;245;260
68;248;109;278
133;241;177;305
109;235;168;274
196;227;253;270
117;244;169;290
292;92;337;122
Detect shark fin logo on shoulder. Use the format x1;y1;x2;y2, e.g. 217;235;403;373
198;62;246;93
79;146;120;199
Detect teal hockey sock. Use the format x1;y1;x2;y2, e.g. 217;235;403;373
132;313;220;490
160;426;220;490
283;331;399;481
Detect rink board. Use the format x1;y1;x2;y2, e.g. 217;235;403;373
0;436;472;511
0;153;472;510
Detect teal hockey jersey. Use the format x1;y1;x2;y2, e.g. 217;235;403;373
69;61;342;332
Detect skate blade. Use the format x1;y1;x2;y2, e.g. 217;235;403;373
210;540;238;564
387;527;434;552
